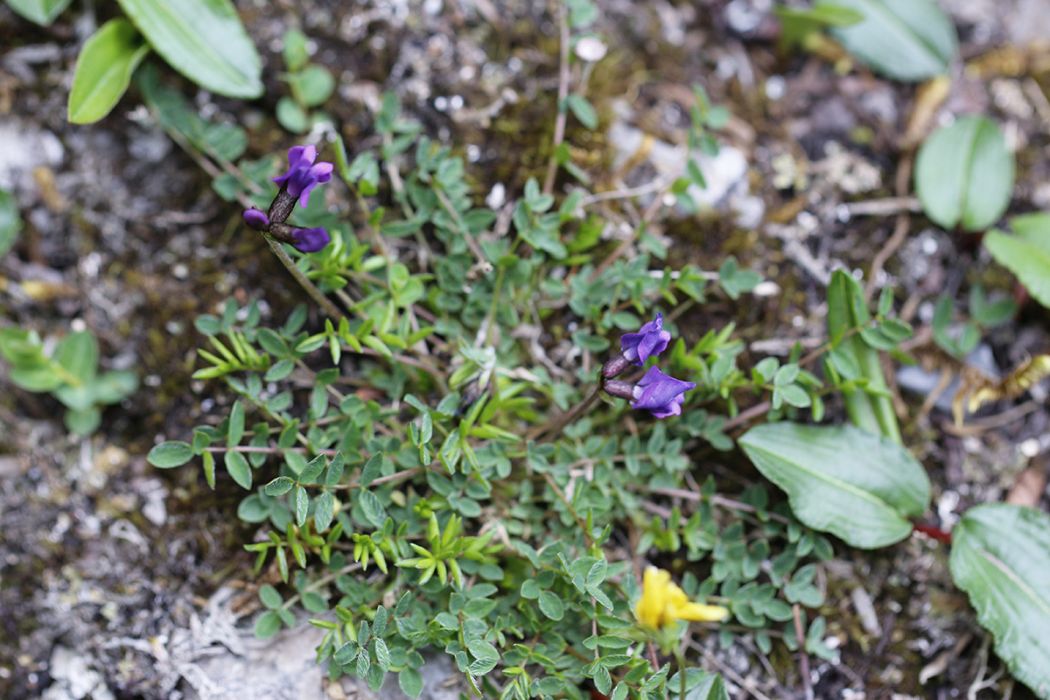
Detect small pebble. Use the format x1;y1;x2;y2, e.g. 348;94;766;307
574;37;607;62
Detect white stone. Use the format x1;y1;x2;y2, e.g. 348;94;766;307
574;37;607;63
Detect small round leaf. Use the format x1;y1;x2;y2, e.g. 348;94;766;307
916;115;1014;232
147;441;194;468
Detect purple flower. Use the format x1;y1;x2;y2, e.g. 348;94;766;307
620;313;672;365
243;207;270;230
291;227;330;253
631;366;695;419
273;145;333;207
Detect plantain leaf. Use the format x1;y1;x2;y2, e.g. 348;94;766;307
115;0;263;98
829;0;957;82
739;422;930;548
68;19;151;124
915;115;1014;232
950;504;1050;699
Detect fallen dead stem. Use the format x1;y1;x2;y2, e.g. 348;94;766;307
940;400;1040;437
864;153;915;302
792;604;814;700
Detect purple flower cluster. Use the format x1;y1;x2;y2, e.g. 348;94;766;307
632;366;694;419
601;314;694;420
620;313;671;365
242;144;333;254
274;145;333;207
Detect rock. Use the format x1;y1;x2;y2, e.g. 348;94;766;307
897;345;999;412
1004;0;1050;44
0;118;64;189
42;647;114;700
184;622;325;700
390;654;461;700
608;119;761;225
177;588;463;700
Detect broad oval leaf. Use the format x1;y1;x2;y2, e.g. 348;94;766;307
224;450;252;489
538;590;565;620
263;476;295;496
950;504;1050;698
984;213;1050;308
398;668;424;699
829;0;957;82
253;610;281;639
5;0;71;26
314;491;335;532
68;19;151;124
148;440;194;468
915;115;1014;232
114;0;263;98
739;422;930;548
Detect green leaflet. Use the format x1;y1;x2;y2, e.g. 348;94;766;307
68;19;151;124
115;0;263;98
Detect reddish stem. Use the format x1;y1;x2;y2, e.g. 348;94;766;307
913;522;952;544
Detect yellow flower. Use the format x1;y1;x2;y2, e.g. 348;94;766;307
634;567;729;630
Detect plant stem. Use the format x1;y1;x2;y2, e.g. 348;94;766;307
674;647;688;698
792;604;814;700
162;119;346;322
542;0;571;195
527;387;601;442
206;445;338;456
541;471;593;546
280;562;362;611
265;237;346;320
912;522;952;544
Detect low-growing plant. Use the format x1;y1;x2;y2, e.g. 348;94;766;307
0;327;137;434
7;0;1048;696
275;29;336;135
136;54;1050;698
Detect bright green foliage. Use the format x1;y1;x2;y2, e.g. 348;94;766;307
0;328;137;435
114;0;263;98
829;0;957;81
950;505;1050;699
985;212;1050;308
774;2;863;52
67;19;151;124
150;84;851;692
5;0;71;25
739;423;930;548
915;115;1014;231
133;42;1033;695
825;270;908;442
276;29;335;134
